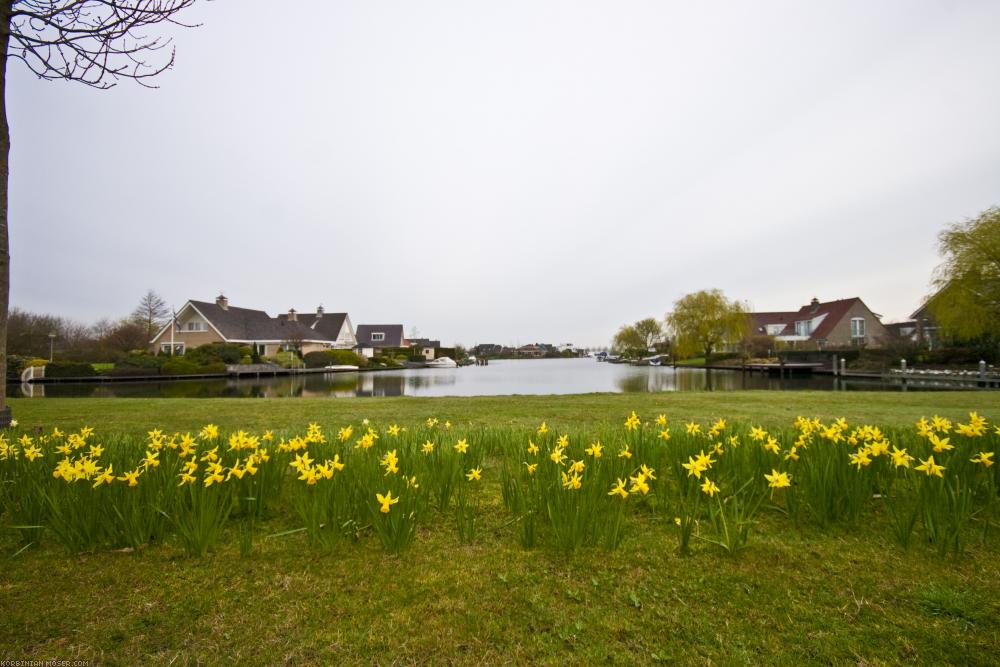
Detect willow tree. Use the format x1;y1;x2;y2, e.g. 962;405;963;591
666;289;748;359
1;0;200;424
928;206;1000;342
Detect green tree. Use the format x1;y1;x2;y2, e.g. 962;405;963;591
667;289;747;359
612;324;644;359
1;1;202;425
929;206;1000;341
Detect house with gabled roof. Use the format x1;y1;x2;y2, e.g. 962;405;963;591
749;297;889;349
148;295;356;357
355;324;405;359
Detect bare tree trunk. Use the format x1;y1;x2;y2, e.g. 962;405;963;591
0;9;11;426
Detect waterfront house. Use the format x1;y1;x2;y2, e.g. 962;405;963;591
148;295;356;356
355;324;406;359
749;297;889;349
517;344;547;358
407;338;442;360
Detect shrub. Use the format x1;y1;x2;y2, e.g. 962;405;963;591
185;343;245;365
44;361;97;378
161;359;227;376
304;350;364;368
268;351;303;369
117;353;167;369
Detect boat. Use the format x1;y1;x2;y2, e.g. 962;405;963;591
426;356;458;368
323;365;360;372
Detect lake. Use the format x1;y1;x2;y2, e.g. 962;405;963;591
15;358;947;398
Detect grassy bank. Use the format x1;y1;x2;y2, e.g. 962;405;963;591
10;390;1000;432
3;393;1000;664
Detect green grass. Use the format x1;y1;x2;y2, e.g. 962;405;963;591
10;390;1000;433
90;363;115;371
3;392;1000;664
3;498;999;664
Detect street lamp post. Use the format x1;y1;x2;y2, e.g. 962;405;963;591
48;332;56;362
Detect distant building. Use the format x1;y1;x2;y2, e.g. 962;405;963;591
749;297;889;349
517;344;547;358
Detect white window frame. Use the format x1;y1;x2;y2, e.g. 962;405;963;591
851;317;866;339
795;320;811;336
160;343;185;355
185;321;208;332
371;332;386;342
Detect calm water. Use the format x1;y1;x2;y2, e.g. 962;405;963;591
16;358;948;398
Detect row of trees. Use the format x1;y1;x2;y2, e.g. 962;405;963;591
8;290;169;362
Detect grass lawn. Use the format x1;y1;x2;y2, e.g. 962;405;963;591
9;390;1000;433
3;391;1000;664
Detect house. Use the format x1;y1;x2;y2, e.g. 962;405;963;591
517;344;547;358
748;297;889;349
910;293;942;349
276;306;357;349
355;324;405;359
407;338;442;361
148;295;355;357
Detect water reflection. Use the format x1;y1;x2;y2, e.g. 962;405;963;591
16;359;954;399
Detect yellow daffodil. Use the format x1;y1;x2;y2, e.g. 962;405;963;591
557;434;569;448
376;491;399;513
685;422;701;436
656;414;667;426
200;424;219;440
524;462;538;475
915;455;945;477
618;445;632;459
561;471;583;490
658;428;671;442
569;459;585;474
527;440;539;455
92;464;115;488
466;467;482;481
624;411;641;431
890;446;914;468
454;439;469;454
585;441;603;458
537;422;549;435
701;478;720;497
421;441;435;454
971;451;994;468
609;478;629;499
765;469;791;488
338;425;353;442
550;447;567;465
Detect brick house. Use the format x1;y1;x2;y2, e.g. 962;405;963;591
354;324;406;359
749;297;889;349
148;295;356;357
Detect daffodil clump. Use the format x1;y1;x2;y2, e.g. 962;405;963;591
0;411;996;559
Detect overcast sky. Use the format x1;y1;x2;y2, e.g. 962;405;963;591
9;1;1000;347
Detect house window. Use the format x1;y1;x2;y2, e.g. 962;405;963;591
160;343;185;355
795;320;811;336
185;321;207;332
371;332;385;342
851;318;866;339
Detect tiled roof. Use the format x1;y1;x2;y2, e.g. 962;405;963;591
189;301;328;342
748;311;799;335
278;312;349;340
355;324;404;348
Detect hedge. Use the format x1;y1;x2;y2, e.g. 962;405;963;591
43;361;98;378
161;359;227;376
304;350;364;368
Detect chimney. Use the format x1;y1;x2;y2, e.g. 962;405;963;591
216;294;228;310
810;297;820;313
288;308;297;322
316;304;324;319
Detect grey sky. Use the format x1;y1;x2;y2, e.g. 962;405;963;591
9;1;1000;347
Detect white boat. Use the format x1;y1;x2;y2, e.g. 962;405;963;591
324;365;359;372
426;356;458;368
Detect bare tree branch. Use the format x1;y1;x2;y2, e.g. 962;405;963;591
8;0;200;88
